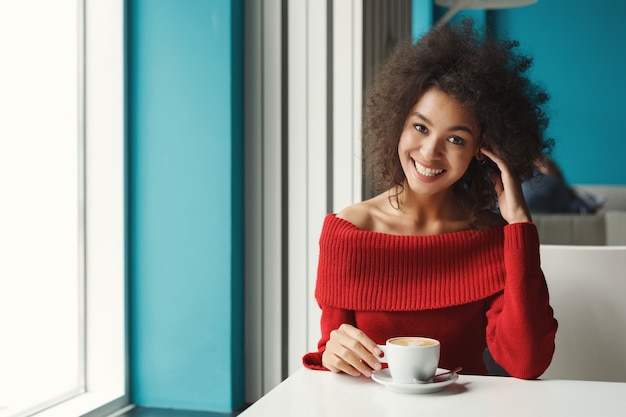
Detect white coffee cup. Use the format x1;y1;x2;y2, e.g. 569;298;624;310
376;336;440;383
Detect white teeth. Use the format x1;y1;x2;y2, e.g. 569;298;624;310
415;161;444;177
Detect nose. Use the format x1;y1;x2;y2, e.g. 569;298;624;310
420;135;441;160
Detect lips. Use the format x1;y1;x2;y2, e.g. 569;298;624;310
414;161;444;177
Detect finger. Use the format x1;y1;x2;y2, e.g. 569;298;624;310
480;148;509;175
482;148;519;182
323;353;359;376
337;324;383;371
492;172;504;196
330;335;381;375
479;147;500;164
323;341;373;377
338;324;383;357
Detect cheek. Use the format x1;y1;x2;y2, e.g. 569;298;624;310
397;133;411;156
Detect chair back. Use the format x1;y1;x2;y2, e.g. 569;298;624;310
540;245;626;382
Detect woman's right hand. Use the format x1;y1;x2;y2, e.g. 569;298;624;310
321;323;383;377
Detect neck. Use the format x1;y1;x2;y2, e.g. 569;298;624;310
387;184;471;234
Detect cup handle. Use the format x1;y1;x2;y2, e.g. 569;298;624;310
375;344;387;363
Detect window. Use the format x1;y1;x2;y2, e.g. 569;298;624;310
0;1;126;416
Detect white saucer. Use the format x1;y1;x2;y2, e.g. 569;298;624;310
371;368;459;394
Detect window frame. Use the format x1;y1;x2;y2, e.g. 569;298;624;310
31;1;129;416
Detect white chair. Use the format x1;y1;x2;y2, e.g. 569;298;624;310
532;211;626;245
540;245;626;382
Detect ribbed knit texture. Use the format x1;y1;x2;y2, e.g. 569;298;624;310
316;214;507;311
305;215;557;379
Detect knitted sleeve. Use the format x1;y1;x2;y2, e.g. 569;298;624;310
302;305;355;370
485;222;558;379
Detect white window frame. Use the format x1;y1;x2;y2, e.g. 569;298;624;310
245;0;363;400
31;1;128;416
287;0;363;376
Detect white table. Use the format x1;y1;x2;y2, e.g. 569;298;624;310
239;368;626;416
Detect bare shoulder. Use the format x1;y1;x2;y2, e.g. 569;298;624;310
336;193;391;231
336;201;375;230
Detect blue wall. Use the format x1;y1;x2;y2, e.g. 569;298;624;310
128;0;244;413
414;0;626;185
492;0;626;185
126;0;623;413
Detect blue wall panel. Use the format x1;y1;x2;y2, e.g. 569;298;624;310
129;0;244;412
492;0;626;185
414;0;626;185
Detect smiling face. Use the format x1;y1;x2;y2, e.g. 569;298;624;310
398;87;481;198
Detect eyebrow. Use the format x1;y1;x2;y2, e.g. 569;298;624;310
410;112;475;135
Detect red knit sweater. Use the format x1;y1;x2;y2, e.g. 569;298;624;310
302;214;557;379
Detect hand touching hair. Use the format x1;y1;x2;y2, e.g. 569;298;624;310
363;18;553;222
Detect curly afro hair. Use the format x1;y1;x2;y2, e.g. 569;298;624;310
363;18;553;221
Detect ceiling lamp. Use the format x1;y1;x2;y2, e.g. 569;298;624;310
434;0;538;27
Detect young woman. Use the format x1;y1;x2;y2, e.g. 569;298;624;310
302;19;558;380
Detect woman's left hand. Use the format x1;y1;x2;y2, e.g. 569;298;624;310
480;148;532;224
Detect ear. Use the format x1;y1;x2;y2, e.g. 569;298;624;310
474;151;487;167
473;143;483;160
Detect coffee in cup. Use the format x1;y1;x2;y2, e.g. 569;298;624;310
376;336;440;383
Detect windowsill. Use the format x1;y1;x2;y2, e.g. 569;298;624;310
19;392;128;417
107;405;249;417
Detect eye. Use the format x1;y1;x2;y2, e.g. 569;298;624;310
447;136;465;145
414;124;427;133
